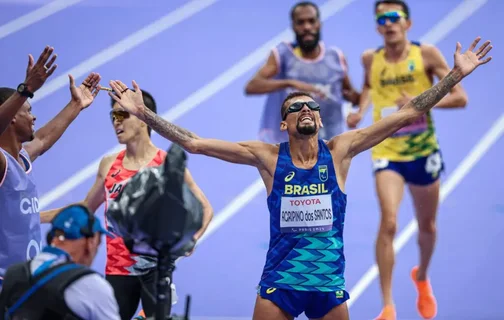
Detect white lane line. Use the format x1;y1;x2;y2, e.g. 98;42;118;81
162;0;495;317
30;0;220;105
348;113;504;307
175;178;264;263
177;0;492;265
173;0;496;307
38;0;358;210
347;0;491;307
0;0;84;40
184;92;504;320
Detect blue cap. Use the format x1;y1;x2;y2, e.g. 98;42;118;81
49;204;115;240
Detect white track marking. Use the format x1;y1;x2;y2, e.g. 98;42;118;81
347;0;491;306
38;0;358;210
0;0;84;39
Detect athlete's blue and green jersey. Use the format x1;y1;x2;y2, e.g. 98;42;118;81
259;139;347;292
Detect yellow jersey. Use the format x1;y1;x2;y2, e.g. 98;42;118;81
369;42;439;162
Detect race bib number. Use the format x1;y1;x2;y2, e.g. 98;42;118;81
373;159;390;171
425;152;442;177
280;194;333;233
381;106;428;136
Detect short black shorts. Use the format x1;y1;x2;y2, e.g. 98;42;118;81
106;268;173;320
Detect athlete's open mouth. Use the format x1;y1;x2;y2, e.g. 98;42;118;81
116;129;124;135
299;115;314;124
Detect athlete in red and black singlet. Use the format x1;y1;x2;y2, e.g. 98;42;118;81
103;148;166;276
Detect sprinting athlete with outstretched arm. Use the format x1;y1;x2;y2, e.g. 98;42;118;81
347;1;470;318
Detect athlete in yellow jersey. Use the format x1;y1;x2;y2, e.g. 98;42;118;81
347;1;469;320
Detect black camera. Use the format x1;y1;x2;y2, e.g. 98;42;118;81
107;143;202;319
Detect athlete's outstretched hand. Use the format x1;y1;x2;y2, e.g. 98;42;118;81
69;72;101;110
24;45;58;93
454;37;492;78
109;80;145;119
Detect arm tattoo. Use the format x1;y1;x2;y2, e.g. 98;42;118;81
143;108;198;145
410;68;463;112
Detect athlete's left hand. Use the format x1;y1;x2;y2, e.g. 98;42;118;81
342;88;360;105
108;80;146;119
346;112;362;129
395;90;413;109
453;37;493;77
69;72;101;110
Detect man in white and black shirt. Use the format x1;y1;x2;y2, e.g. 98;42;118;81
0;204;120;320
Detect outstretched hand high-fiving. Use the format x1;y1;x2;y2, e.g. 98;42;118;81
109;80;146;119
24;46;58;93
69;72;102;110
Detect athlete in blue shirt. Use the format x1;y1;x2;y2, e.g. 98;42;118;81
106;36;491;319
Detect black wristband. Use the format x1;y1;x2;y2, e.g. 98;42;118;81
17;83;34;99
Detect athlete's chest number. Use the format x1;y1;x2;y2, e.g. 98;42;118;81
280;194;334;233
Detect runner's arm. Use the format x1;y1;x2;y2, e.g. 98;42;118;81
24;101;82;162
342;73;361;105
354;50;374;116
141;108;269;168
1;46;57;141
0;94;27;180
40;208;61;223
0;92;28;137
82;156;111;213
422;44;468;109
184;169;213;241
338;67;464;158
245;50;292;94
0;151;6;188
339;51;360;105
0;46;57;137
40;157;110;223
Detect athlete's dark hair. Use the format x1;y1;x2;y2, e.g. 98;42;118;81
110;89;157;136
0;87;16;106
290;1;320;21
281;91;314;119
374;0;410;19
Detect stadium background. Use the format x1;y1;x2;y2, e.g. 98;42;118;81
0;0;502;319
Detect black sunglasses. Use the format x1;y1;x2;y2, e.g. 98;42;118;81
110;110;130;122
282;101;320;120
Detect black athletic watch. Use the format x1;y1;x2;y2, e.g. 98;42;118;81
17;83;34;98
